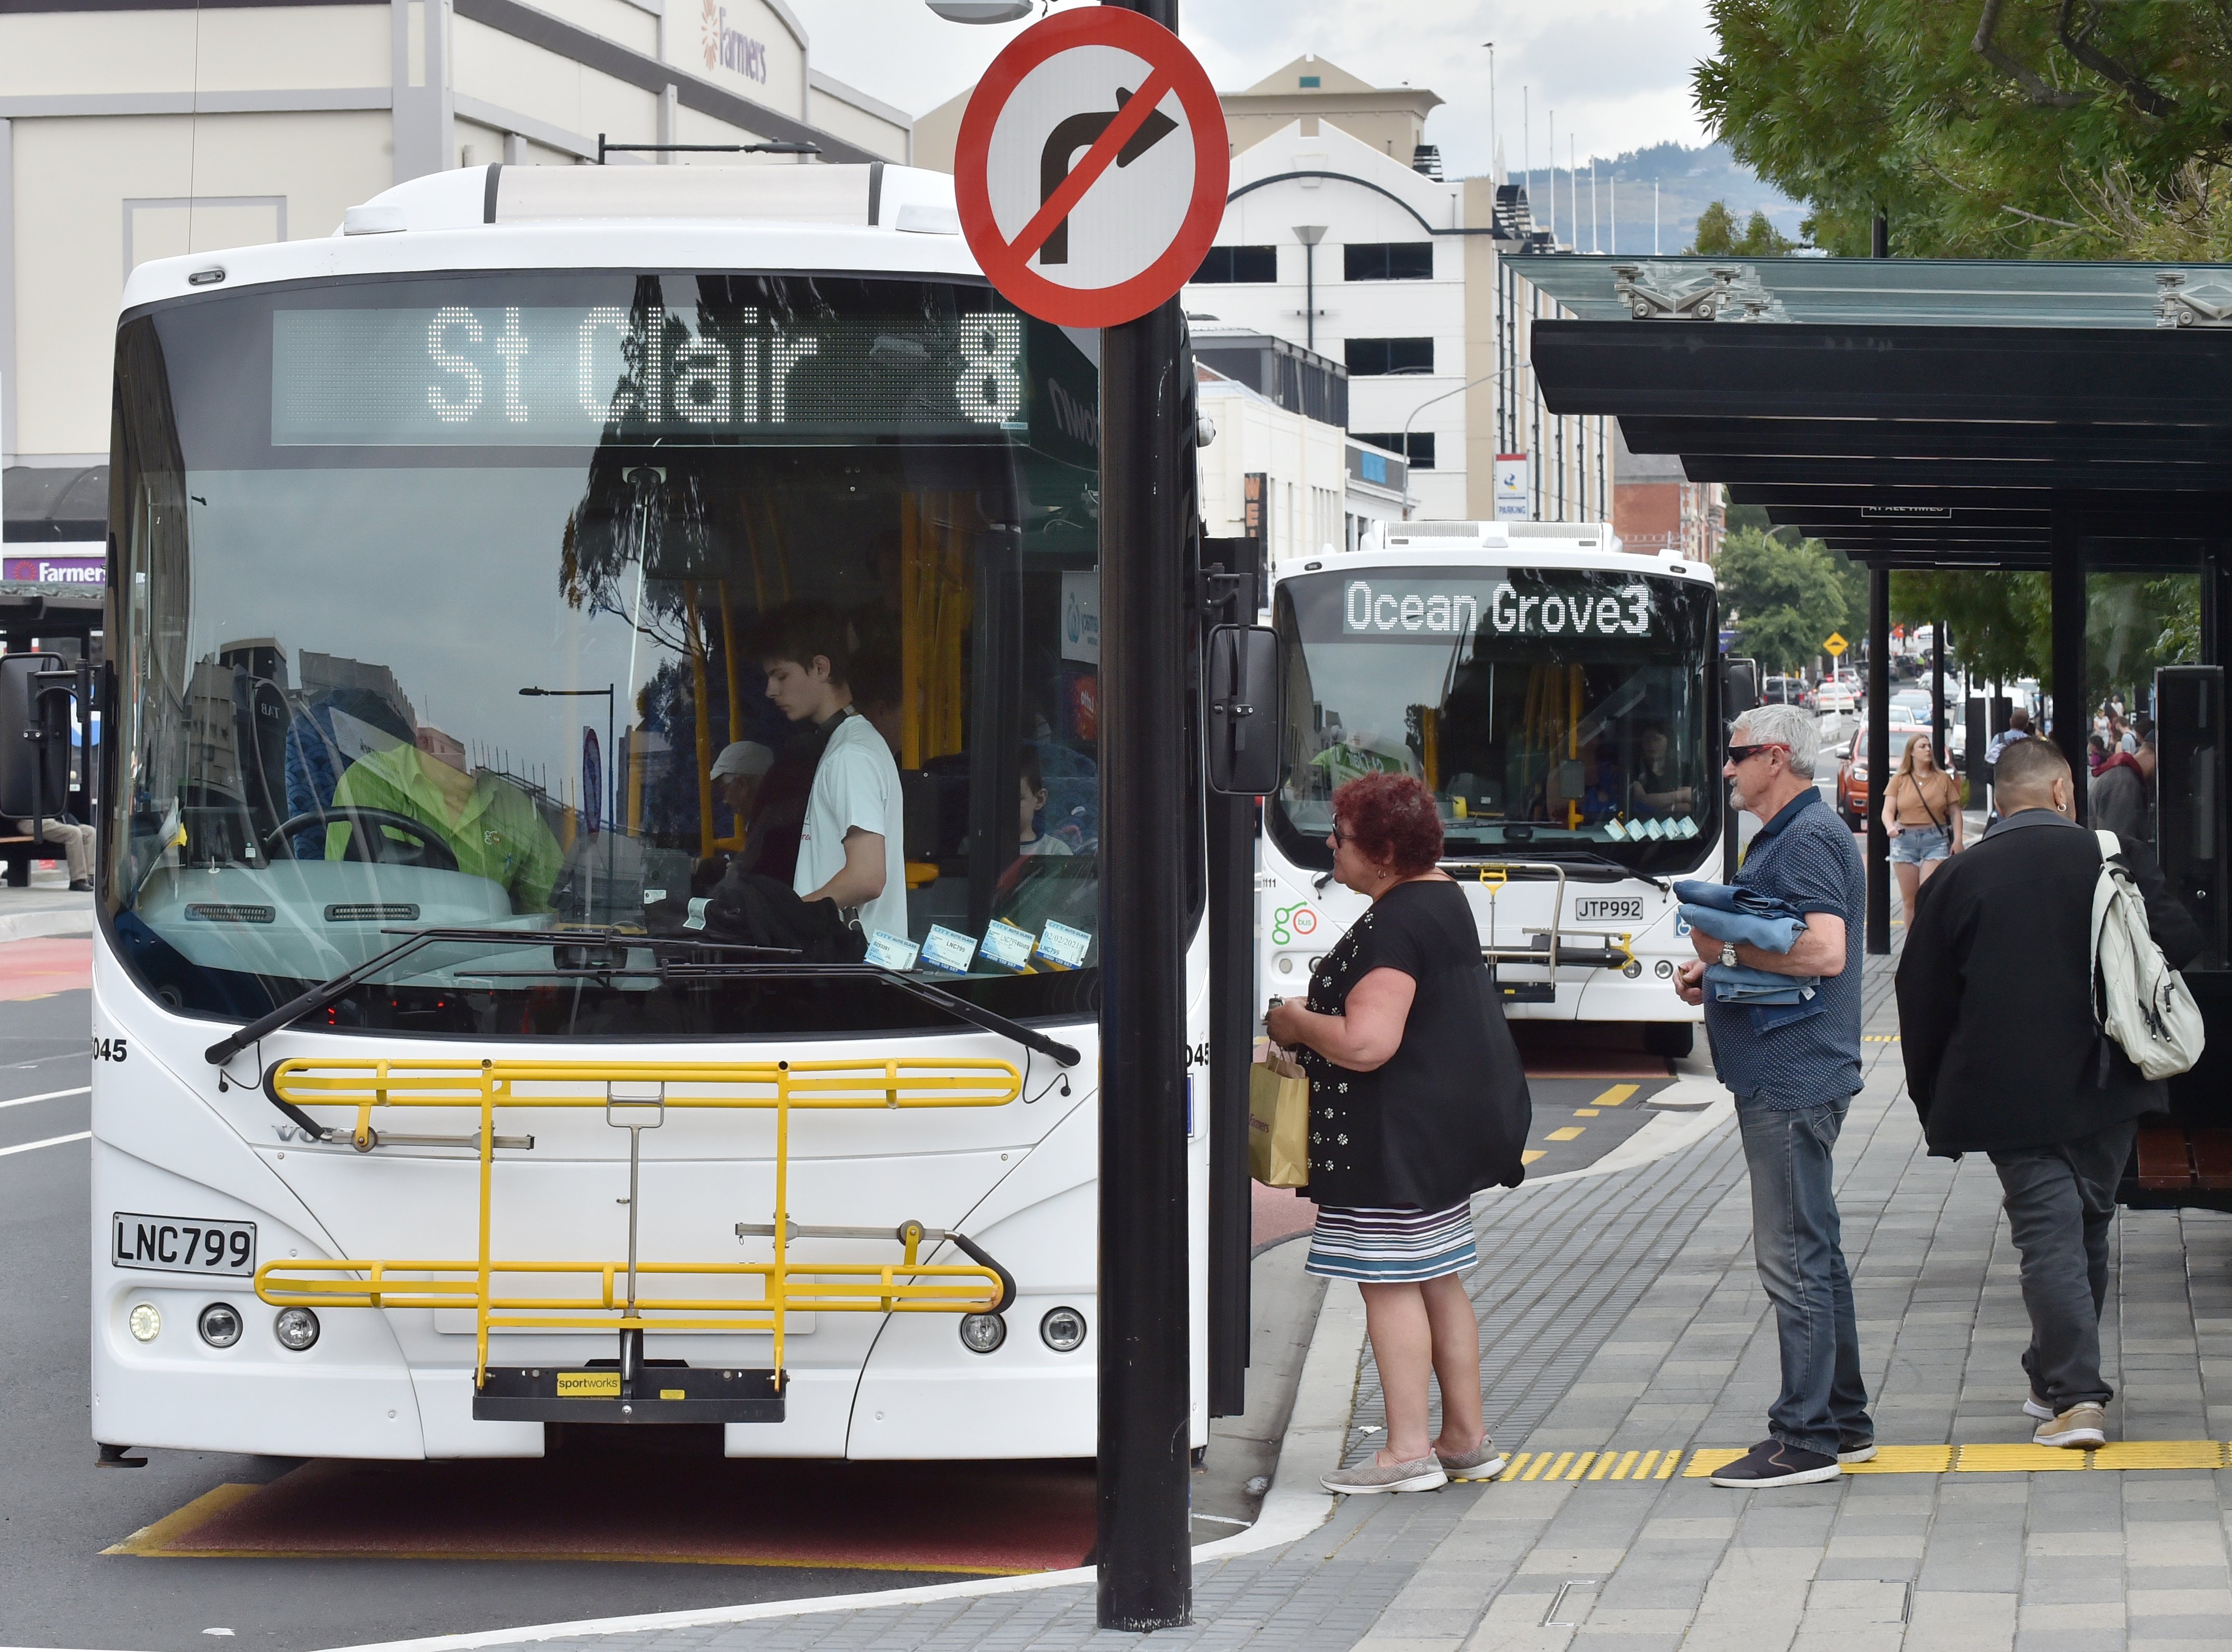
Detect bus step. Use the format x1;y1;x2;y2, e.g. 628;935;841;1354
473;1364;787;1424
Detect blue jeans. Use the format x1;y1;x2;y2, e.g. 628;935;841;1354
1737;1097;1871;1457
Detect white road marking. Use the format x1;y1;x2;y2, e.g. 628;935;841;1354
0;1085;89;1111
0;1129;90;1157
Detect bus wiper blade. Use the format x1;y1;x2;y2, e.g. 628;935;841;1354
653;959;1082;1068
202;926;801;1067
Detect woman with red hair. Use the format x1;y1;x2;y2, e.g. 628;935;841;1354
1266;770;1532;1494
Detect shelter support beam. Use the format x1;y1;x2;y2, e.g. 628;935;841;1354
2051;505;2088;821
1867;567;1891;955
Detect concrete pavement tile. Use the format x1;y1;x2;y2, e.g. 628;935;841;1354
2124;1588;2232;1614
2017;1598;2116;1625
2025;1532;2124;1554
2015;1570;2134;1605
1514;1549;1628;1576
1636;1516;1736;1540
1370;1609;1491;1640
1823;1534;1925;1558
1901;1590;2016;1652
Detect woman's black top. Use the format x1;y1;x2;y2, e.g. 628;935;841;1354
1294;877;1532;1209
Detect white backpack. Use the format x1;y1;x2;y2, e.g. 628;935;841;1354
2090;829;2206;1080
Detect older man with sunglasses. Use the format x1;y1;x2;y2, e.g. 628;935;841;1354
1674;702;1872;1488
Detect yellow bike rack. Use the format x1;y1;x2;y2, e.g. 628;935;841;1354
252;1056;1022;1423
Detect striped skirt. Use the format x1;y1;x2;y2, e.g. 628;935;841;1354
1304;1201;1479;1284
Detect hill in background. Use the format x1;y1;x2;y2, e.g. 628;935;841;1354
1510;140;1808;256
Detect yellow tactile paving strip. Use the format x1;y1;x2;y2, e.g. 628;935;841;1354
1451;1442;2232;1484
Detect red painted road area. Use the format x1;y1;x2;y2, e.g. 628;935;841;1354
121;1451;1096;1574
0;936;90;1001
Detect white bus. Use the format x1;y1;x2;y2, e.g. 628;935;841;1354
1260;521;1719;1055
85;162;1216;1463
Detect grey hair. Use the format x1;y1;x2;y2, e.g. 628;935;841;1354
1733;702;1818;778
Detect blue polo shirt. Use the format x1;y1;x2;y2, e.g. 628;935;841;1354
1706;787;1865;1109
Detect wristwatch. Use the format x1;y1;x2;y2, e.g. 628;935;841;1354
1720;941;1738;968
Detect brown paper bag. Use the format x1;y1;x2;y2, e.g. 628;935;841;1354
1248;1049;1311;1188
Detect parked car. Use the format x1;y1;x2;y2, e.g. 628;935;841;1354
1836;725;1927;828
1763;675;1813;709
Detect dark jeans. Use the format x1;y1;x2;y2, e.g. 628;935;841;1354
1989;1118;2135;1412
1738;1097;1872;1457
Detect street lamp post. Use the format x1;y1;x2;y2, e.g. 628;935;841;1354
1399;369;1502;519
1293;224;1326;353
520;684;618;912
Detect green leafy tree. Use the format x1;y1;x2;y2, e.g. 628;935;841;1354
1717;527;1850;672
1695;0;2232;258
1890;569;2048;687
1691;201;1799;256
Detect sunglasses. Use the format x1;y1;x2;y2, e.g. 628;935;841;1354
1726;742;1790;765
1328;821;1349;846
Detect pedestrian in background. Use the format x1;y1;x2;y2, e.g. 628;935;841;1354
1881;732;1961;918
1266;771;1531;1495
1896;738;2200;1447
1674;702;1872;1487
2090;732;2155;843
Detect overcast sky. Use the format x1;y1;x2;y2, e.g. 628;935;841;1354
793;0;1723;179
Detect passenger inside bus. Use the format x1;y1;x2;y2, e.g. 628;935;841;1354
1018;746;1073;858
325;720;563;913
757;602;909;944
1629;724;1696;818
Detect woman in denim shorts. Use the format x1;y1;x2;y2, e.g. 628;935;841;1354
1882;733;1962;917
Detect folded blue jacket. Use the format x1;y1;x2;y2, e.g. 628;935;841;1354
1673;878;1805;924
1704;962;1816;1005
1677;879;1818;1004
1676;903;1804;954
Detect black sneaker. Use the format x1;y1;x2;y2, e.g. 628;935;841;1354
1837;1435;1877;1465
1709;1438;1841;1488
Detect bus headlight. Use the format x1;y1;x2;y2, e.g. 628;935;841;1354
1040;1307;1087;1352
958;1313;1006;1354
127;1303;162;1342
197;1303;243;1348
273;1308;321;1351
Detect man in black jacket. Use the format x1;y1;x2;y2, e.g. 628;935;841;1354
1896;737;2202;1449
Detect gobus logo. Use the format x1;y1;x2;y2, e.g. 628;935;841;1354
1269;902;1319;947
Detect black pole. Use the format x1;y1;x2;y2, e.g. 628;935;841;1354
1932;621;1946;791
1871;211;1889;259
1202;553;1256;1419
2051;500;2089;823
1866;566;1891;953
1097;0;1192;1623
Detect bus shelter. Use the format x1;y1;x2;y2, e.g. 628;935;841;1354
1513;253;2232;1208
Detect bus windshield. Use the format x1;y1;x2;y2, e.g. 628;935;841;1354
1269;564;1719;874
107;271;1106;1037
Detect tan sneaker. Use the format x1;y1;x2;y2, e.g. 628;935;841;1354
1321;1453;1449;1494
1435;1438;1507;1478
2034;1402;2106;1448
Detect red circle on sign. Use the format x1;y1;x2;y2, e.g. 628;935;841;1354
954;7;1229;329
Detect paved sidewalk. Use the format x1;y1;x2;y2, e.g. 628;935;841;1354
510;945;2232;1652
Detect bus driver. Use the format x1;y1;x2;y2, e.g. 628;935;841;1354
756;604;909;946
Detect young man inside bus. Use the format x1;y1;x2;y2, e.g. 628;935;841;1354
755;603;910;946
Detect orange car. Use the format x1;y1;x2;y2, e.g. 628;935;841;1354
1835;725;1927;828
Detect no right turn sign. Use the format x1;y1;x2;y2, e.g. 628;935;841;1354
954;8;1228;328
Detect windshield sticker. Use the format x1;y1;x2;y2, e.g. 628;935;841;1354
920;924;979;973
979;919;1037;971
865;930;921;970
1677;817;1700;838
684;897;710;931
1603;819;1630;841
1036;918;1092;970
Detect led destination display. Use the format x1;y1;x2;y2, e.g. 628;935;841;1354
271;300;1026;446
1341;575;1657;640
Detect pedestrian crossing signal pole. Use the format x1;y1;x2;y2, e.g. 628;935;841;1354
948;5;1228;1632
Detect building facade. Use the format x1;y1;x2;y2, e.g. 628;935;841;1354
1611;421;1724;561
0;0;908;530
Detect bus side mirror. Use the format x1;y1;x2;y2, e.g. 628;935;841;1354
1722;658;1760;721
1205;624;1281;797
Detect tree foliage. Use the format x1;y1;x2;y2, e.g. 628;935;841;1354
1689;201;1799;255
1718;527;1850;672
1695;0;2232;258
1889;569;2201;701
